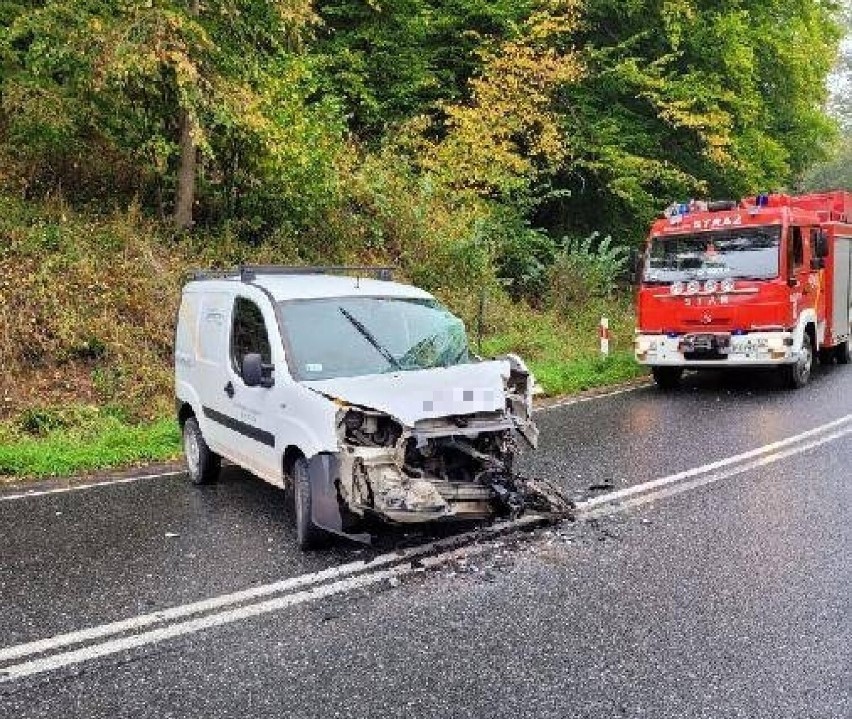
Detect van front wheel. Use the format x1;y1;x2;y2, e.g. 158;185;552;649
292;457;325;550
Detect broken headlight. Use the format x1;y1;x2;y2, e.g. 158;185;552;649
343;410;365;431
338;409;402;447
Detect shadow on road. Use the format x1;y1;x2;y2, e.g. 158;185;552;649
213;465;494;557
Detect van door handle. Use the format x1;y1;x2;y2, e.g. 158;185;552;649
224;381;235;399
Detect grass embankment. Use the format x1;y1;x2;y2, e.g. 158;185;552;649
0;415;179;479
0;196;643;480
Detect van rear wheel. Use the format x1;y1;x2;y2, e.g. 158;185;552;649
183;416;221;485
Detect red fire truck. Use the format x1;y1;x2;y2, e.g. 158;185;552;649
634;191;852;389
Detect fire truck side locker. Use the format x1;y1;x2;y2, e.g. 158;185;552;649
831;231;852;351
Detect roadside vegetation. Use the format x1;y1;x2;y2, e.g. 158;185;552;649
0;0;847;478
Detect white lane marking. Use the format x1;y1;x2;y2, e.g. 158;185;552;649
3;411;851;683
0;543;490;683
534;382;648;413
577;412;852;511
578;422;852;519
0;515;542;665
0;472;185;502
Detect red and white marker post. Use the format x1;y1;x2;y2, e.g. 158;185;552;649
599;317;610;356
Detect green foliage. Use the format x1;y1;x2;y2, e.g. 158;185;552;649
544;0;844;240
800;134;852;192
549;232;631;309
0;413;180;478
312;0;535;138
0;0;843;243
494;219;560;303
477;289;643;395
530;351;642;396
0;1;342;233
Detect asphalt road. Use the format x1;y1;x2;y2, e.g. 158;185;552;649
1;365;850;718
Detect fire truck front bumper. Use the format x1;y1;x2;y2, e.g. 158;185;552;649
634;331;799;368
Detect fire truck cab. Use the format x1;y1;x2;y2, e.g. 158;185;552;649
634;192;852;389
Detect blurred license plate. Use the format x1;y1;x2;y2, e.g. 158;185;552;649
683;334;730;355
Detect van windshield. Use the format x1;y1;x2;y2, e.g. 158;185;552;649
279;297;471;380
644;226;781;283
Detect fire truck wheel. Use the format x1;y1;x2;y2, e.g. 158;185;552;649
786;334;813;389
651;366;683;389
818;347;835;365
834;340;851;365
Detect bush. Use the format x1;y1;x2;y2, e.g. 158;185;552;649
493;215;559;304
548;232;630;312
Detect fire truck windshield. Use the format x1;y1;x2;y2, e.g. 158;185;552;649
643;226;781;283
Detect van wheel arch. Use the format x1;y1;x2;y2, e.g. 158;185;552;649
177;402;195;428
282;445;306;486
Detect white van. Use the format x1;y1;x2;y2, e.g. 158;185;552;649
174;266;542;548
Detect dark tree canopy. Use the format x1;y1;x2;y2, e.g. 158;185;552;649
0;0;845;241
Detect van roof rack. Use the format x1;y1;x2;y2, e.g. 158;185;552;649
191;265;396;282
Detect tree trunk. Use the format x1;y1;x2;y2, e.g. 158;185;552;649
174;109;196;230
173;0;200;231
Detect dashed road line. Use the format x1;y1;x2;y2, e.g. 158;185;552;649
0;471;186;503
534;382;649;413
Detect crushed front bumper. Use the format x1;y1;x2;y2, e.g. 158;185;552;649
306;449;573;541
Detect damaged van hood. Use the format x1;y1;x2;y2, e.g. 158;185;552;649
302;361;511;427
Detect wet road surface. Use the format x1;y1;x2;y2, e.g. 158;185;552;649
1;364;850;717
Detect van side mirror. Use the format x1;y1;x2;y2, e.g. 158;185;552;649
813;230;829;260
242;353;274;388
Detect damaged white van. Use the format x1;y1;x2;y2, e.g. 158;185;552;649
175;266;558;548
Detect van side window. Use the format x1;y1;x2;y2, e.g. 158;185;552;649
231;297;271;376
789;227;804;270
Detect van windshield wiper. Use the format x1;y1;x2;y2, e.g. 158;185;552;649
338;307;402;371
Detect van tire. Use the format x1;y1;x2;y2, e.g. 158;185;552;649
183;416;221;485
835;340;851;365
292;457;325;550
651;366;683;389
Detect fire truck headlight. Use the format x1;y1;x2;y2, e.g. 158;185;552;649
636;337;657;353
767;336;786;351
